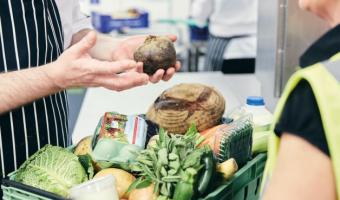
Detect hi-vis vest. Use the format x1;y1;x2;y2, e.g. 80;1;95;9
262;53;340;198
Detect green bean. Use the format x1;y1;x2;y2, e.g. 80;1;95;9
137;158;154;167
161;167;168;177
158;148;169;165
168;169;178;175
161;175;181;182
160;183;169;196
168;153;179;161
169;160;180;171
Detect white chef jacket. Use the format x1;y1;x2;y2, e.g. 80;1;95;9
190;0;258;59
55;0;93;49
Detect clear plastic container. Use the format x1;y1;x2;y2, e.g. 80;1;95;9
213;114;253;167
243;96;273;132
69;175;119;200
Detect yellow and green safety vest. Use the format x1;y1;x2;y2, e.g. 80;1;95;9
262;53;340;198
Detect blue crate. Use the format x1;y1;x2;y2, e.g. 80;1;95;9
91;10;149;33
189;25;209;42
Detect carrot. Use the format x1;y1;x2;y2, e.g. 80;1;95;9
199;124;228;148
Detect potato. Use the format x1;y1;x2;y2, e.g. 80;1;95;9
94;168;136;199
147;135;159;149
74;136;92;156
134;35;176;75
129;184;158;200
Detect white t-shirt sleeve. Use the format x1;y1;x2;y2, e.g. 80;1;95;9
189;0;213;27
56;0;93;49
71;0;92;35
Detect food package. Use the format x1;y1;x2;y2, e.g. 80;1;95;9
146;83;225;134
89;112;148;171
213;110;253;167
97;112;147;148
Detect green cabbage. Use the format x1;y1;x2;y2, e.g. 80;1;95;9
15;145;88;197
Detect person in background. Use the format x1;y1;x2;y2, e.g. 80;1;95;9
262;0;340;199
0;0;180;184
189;0;257;73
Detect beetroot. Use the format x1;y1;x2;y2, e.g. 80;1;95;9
134;35;176;75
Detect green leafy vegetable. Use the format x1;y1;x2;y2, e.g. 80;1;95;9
129;124;211;199
136;177;153;189
126;177;152;194
173;168;197;200
78;154;94;179
15;145;88;197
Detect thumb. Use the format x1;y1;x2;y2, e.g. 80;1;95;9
166;34;177;42
69;31;97;57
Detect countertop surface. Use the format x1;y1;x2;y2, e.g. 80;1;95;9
72;72;261;143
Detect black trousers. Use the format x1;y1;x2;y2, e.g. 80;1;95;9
222;58;255;74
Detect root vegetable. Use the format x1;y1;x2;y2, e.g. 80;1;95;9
134;36;176;75
128;184;158;200
94;168;136;199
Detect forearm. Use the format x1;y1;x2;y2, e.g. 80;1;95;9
0;63;61;114
71;28;120;61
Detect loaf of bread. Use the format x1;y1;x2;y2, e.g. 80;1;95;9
146;83;225;134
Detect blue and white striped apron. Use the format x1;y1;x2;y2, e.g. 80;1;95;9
205;34;250;71
0;0;68;179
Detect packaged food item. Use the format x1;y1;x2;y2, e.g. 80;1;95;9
213;113;253;167
243;96;273;154
243;96;273;131
92;139;141;163
98;112;147;148
88;112;148;171
200;124;227;148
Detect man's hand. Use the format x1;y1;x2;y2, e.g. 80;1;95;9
0;31;151;113
112;35;181;83
48;31;149;91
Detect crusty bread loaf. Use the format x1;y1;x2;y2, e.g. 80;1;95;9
146;83;225;134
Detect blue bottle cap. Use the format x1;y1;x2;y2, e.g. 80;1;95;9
246;96;265;106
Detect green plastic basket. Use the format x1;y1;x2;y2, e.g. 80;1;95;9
2;154;266;200
201;153;267;200
1;179;67;200
2;185;53;200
